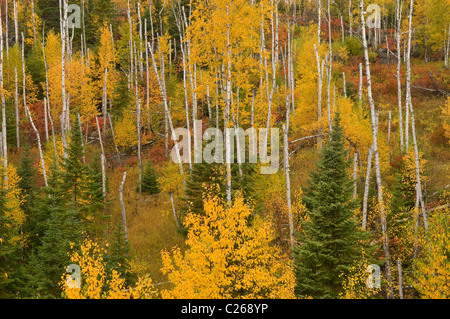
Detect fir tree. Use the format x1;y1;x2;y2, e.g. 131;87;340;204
294;112;370;299
104;221;131;284
184;161;226;216
87;153;109;210
138;162;160;195
24;163;84;298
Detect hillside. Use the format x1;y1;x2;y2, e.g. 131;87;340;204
0;0;449;300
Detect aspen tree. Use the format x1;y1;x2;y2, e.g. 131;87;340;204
396;0;404;152
405;0;413;149
0;4;7;172
360;0;394;298
5;0;8;59
314;44;324;149
173;7;192;170
15;67;19;147
119;170;128;243
95;117;106;203
148;41;184;175
60;0;68;157
13;0;18;46
22;34;47;187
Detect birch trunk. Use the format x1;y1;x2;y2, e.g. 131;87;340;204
314;44;324;149
31;0;37;47
148;42;184;175
0;5;6;172
360;0;394;298
359;62;363;106
95;117;107;202
5;0;8;59
60;0;68;157
318;0;322;45
326;55;332;136
409;89;429;233
405;0;414;150
119;170;128;243
145;19;151;132
22;38;47;186
284;118;294;252
396;0;404;152
15;67;19;148
353;152;358;199
169;192;180;228
107;113;122;166
398;259;404;299
14;0;18;46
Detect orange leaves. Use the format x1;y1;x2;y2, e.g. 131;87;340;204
161;193;295;299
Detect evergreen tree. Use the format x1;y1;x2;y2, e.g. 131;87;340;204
184;143;258;217
104;221;131;284
17;145;39;252
294;112;370;299
24;163;84;298
59;119;107;235
87;153;109;210
26;206;83;298
184;161;226;216
138;162;160;195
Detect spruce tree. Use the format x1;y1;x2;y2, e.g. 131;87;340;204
294;112;370;299
104;221;131;284
184;161;226;216
24;163;84;298
138;162;160;195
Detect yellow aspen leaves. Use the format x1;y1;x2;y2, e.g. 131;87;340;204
61;237;155;299
160;193;295;299
410;206;450;298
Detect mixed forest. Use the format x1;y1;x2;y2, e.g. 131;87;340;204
0;0;449;299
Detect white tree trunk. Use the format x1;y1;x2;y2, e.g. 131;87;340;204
360;0;394;298
107;113;122;166
353;152;358;199
405;0;414;150
314;44;324;149
119;170;128;243
362;143;373;230
148;42;184;175
15;67;20;148
14;0;18;46
22;37;47;186
398;259;404;299
0;5;7;173
95;117;107;202
396;0;404;152
60;0;68;157
169;192;180;228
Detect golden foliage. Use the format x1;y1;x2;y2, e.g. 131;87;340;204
410;206;450;299
61;237;155;299
339;253;379;299
161;193;295;299
114;109;138;149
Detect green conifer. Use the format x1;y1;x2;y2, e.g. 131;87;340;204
294;112;370;299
